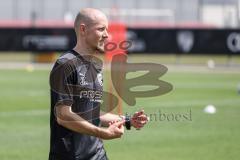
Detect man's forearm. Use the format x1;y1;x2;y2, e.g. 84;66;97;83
57;108;101;137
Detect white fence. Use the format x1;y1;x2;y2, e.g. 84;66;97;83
0;0;239;28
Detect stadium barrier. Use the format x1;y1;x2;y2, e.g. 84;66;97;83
0;27;239;55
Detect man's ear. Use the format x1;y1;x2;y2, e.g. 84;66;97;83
79;24;86;36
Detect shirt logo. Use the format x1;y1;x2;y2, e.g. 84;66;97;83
97;73;103;86
79;75;88;85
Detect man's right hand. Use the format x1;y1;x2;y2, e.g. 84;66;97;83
99;120;125;140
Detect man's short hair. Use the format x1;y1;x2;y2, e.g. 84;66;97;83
74;10;95;35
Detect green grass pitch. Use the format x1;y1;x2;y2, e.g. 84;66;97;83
0;65;240;160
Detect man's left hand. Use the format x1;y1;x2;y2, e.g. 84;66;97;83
131;110;148;129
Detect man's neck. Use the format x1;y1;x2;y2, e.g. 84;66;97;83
73;44;92;56
73;44;101;63
73;39;104;55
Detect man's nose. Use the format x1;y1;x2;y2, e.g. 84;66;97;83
103;30;109;39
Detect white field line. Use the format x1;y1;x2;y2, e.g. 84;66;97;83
0;62;52;70
0;62;240;73
137;98;240;108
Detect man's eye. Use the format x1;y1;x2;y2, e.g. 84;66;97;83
98;28;105;31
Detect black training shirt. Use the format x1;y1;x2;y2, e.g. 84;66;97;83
49;50;106;160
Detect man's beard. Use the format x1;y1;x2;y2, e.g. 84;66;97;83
95;46;105;54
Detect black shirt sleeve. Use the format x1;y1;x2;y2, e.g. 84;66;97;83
50;60;76;107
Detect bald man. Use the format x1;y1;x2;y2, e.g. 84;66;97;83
49;8;148;160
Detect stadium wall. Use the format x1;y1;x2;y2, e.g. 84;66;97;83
0;26;239;54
